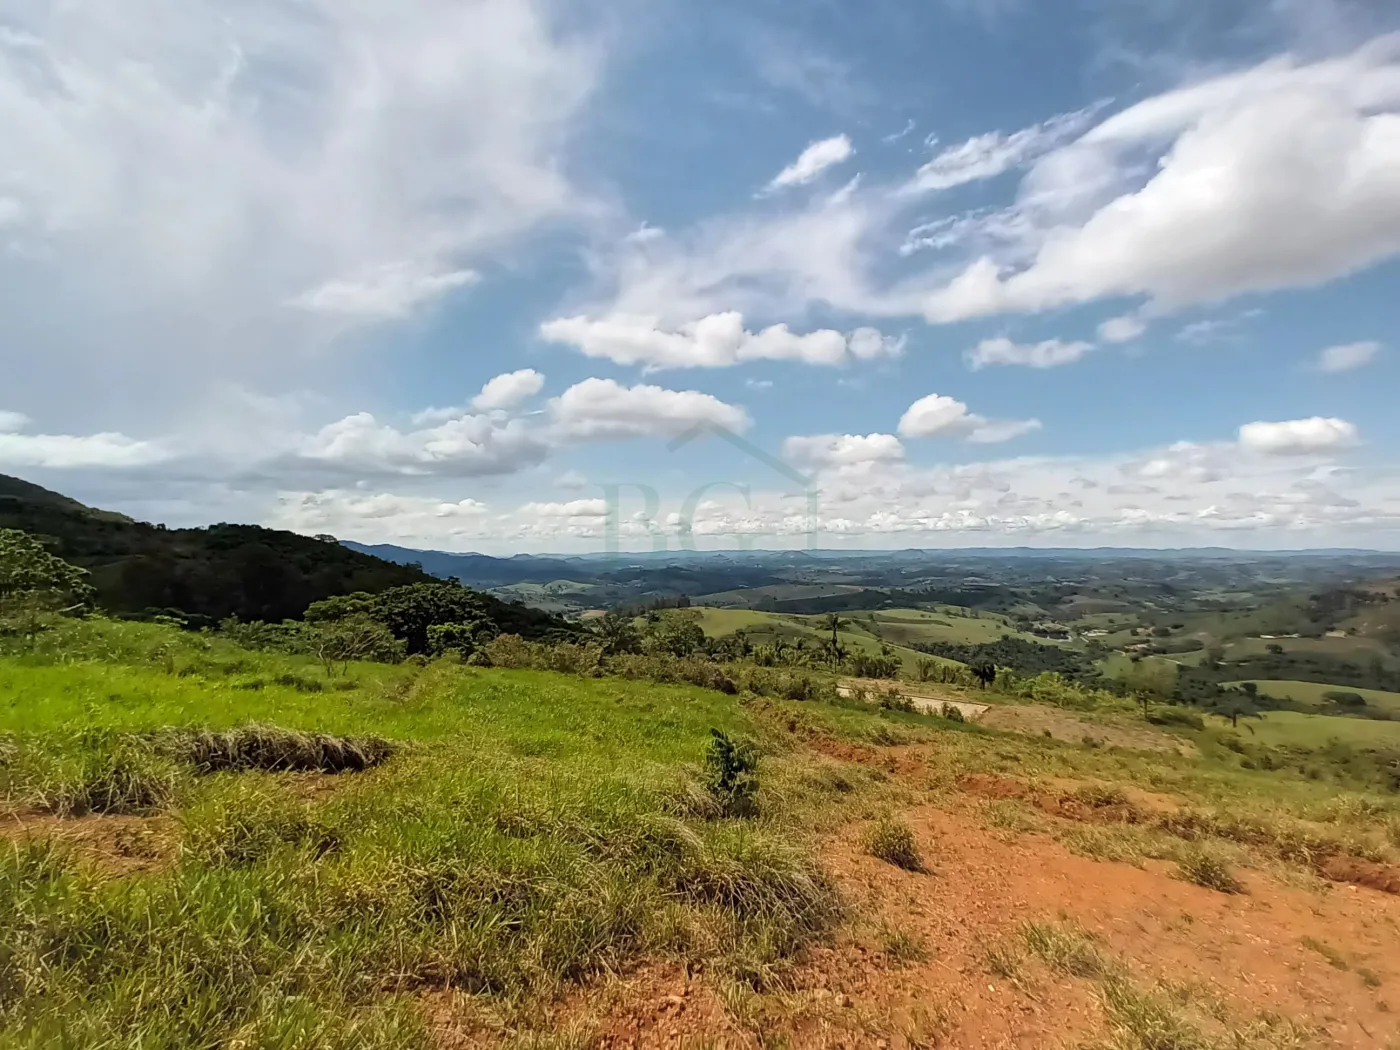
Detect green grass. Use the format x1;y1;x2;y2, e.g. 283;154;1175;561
1223;679;1400;715
0;619;934;1048
1207;709;1400;748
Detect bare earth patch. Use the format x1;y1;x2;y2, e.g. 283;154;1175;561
979;702;1196;755
0;808;175;875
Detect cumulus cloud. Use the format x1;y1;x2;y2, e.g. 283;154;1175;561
291;266;479;320
0;411;30;434
519;499;609;518
922;39;1400;322
897;393;1041;443
0;430;171;470
472;369;546;411
782;433;905;470
297;411;549;477
965;337;1096;369
1097;315;1147;343
271;490;495;548
765;135;854;192
539;312;902;369
1237;417;1360;455
1315;340;1381;373
904;104;1106;193
547;378;750;440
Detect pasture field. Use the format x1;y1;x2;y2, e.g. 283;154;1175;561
0;619;918;1048
1207;708;1400;748
1225;679;1400;715
5;617;1400;1049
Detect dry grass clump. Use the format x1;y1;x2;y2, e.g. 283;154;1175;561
862;815;925;872
159;724;395;774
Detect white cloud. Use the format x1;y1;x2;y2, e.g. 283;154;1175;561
0;411;30;434
965;418;1044;443
904;105;1106;193
271;490;495;549
922;39;1400;322
0;0;600;425
291;265;478;320
472;369;546;411
547;378;750;440
1098;315;1147;343
519;499;608;518
765;134;854;191
0;430;169;470
965;336;1096;369
1315;340;1381;373
783;433;905;469
1237;417;1359;455
539;312;903;369
897;393;1040;444
298;411;548;477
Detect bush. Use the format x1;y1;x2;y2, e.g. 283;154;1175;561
940;703;966;723
703;729;759;818
862;815;924;872
1324;690;1367;708
878;689;914;713
1146;707;1205;730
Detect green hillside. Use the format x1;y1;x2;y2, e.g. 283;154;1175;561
1;472;439;624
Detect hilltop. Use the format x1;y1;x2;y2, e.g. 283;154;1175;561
1;474;477;625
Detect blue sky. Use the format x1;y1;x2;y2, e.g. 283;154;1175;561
2;0;1399;552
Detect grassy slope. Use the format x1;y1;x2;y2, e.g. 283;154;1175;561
1224;679;1400;715
1207;709;1400;747
1;620;927;1048
689;605;1057;671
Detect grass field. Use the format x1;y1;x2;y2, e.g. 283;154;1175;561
6;615;1400;1048
1207;708;1400;748
0;619;925;1048
1224;679;1400;715
689;605;1055;671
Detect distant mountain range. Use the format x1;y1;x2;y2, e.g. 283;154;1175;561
342;539;1400;591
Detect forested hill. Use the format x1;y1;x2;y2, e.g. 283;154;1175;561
0;473;437;624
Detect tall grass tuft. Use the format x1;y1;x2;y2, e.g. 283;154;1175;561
159;724;395;774
862;815;925;872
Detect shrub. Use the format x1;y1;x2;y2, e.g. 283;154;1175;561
862;815;924;872
1175;848;1244;894
940;703;966;723
703;729;759;818
481;633;532;668
1324;690;1367;708
878;689;914;713
1146;707;1205;730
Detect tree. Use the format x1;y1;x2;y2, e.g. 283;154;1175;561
307;614;404;675
0;528;95;639
971;660;997;689
643;616;705;657
1126;659;1177;719
362;583;499;654
819;613;849;648
426;618;497;658
590;611;642;656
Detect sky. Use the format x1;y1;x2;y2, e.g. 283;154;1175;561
2;0;1400;554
